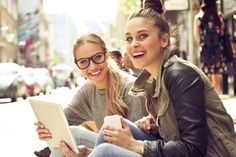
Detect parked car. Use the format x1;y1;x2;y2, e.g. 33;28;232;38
0;63;28;102
33;68;55;94
52;64;77;88
21;67;41;96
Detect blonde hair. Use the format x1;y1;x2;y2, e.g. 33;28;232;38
73;33;128;117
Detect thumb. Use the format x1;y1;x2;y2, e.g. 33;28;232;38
120;117;129;129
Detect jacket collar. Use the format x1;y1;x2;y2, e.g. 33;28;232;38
131;48;173;97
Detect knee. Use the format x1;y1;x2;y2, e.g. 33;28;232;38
70;125;92;137
70;125;78;135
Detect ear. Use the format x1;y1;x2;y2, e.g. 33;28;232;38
161;33;169;48
105;51;109;59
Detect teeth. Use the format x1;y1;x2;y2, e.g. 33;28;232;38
133;52;144;56
90;70;101;76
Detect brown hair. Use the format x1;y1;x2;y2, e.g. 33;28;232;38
129;0;170;38
73;33;128;117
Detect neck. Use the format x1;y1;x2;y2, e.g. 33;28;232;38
146;53;164;79
95;74;108;89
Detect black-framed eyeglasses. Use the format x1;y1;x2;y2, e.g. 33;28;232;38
74;51;106;69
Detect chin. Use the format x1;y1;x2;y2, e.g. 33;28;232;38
133;63;144;69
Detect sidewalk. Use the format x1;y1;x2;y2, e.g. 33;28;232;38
220;95;236;126
0;93;235;157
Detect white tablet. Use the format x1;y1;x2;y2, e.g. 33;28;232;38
29;98;79;153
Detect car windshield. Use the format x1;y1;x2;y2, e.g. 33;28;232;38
0;70;16;75
0;64;19;75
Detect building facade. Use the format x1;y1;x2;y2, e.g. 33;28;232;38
17;0;53;67
0;0;18;62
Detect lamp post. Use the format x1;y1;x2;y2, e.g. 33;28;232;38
140;0;143;8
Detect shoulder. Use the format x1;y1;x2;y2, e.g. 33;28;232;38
74;80;94;96
164;62;202;85
122;72;136;86
165;62;195;76
194;10;203;19
163;61;205;97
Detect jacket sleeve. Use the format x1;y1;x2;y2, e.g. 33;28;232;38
143;62;208;157
123;76;148;121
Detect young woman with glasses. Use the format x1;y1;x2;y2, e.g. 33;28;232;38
34;33;147;157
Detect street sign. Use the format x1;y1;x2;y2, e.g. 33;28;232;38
223;0;236;17
164;0;189;11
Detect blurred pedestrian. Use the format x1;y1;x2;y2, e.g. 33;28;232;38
170;37;187;60
194;0;229;93
34;33;147;157
64;72;77;89
108;50;123;67
122;52;142;77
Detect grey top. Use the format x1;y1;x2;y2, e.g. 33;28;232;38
64;74;147;130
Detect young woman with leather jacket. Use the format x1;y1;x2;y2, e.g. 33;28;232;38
60;0;236;157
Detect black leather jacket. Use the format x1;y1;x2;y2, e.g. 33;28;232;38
131;52;235;157
158;62;206;157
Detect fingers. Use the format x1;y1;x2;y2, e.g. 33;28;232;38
34;121;44;128
34;121;52;140
135;117;152;133
77;145;92;157
120;117;128;129
102;125;117;131
103;131;115;144
102;128;116;143
60;141;76;157
37;128;52;140
104;137;113;144
60;143;91;157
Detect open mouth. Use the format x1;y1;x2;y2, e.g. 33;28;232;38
90;70;101;76
133;52;145;58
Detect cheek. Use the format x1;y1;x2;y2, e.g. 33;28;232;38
125;45;132;56
79;70;87;78
126;43;132;52
103;63;109;72
126;51;133;62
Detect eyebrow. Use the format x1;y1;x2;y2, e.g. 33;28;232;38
77;51;104;60
125;30;148;36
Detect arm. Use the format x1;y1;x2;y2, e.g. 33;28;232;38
64;83;94;126
193;16;201;44
219;14;225;35
123;75;148;121
143;63;207;157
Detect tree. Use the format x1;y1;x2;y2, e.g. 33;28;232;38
120;0;140;16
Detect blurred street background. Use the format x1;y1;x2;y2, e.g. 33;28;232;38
0;0;236;156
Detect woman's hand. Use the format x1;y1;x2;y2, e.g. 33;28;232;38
135;115;158;134
60;141;92;157
103;117;144;154
34;121;52;141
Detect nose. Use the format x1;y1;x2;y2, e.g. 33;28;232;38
131;40;139;48
88;59;97;69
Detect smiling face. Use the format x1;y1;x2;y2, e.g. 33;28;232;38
74;42;109;89
125;17;169;77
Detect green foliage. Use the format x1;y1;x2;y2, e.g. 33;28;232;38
120;0;140;16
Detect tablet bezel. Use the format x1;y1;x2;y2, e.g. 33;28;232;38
29;98;79;153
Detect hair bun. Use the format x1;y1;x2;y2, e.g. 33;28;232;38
144;0;164;14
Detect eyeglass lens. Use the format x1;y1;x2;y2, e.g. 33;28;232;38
75;51;105;69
